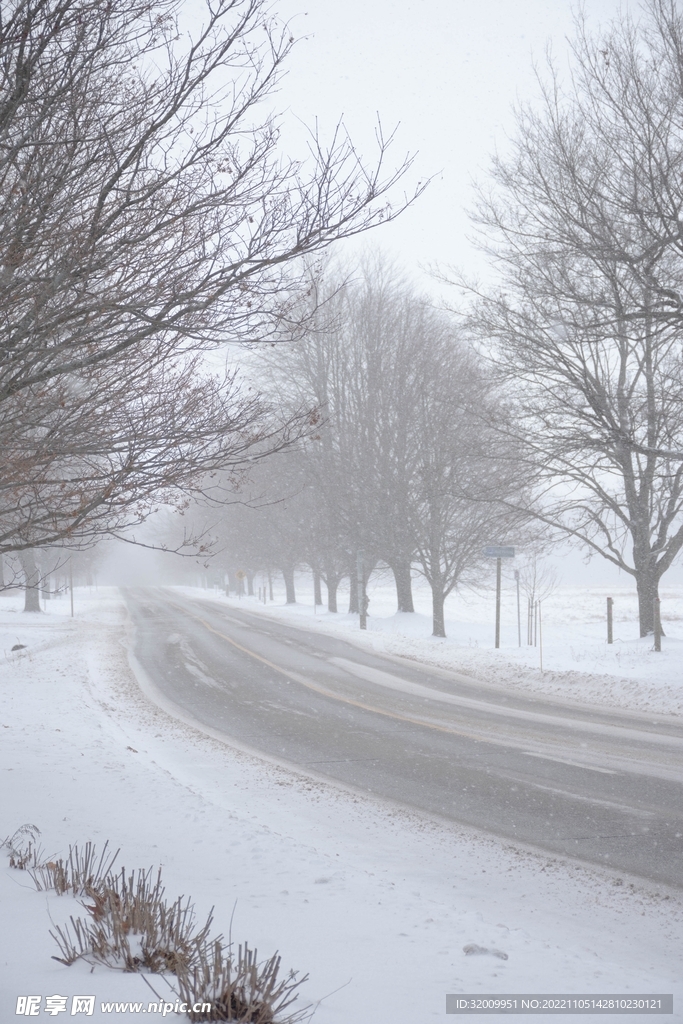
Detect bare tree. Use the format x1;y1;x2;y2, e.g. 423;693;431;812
345;259;423;612
0;356;302;554
262;259;425;614
517;553;557;645
408;331;519;637
258;268;371;611
517;554;557;607
0;0;422;575
258;259;524;635
463;0;683;636
200;448;319;605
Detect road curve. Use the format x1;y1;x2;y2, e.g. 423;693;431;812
124;588;683;888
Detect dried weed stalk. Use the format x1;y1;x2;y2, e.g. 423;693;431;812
12;828;310;1021
176;941;309;1023
51;866;216;975
2;823;43;869
29;840;119;895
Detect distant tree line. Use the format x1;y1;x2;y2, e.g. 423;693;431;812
210;259;526;637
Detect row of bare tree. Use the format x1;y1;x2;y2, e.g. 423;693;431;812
0;0;419;608
207;260;525;637
211;0;683;640
10;0;683;642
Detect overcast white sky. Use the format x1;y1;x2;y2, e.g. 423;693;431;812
271;0;628;291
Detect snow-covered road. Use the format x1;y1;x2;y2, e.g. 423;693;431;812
125;588;683;888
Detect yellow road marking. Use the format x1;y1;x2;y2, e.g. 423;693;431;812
165;599;487;744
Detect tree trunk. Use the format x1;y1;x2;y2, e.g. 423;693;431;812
282;566;296;604
19;550;41;612
246;570;255;596
431;586;446;638
324;565;340;612
391;560;415;613
636;570;664;637
348;569;358;613
313;570;322;606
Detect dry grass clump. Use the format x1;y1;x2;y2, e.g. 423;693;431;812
4;824;309;1023
1;823;43;869
29;840;119;895
176;942;309;1023
51;866;215;975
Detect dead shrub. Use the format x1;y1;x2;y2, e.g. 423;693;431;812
175;941;309;1023
2;823;43;869
14;829;310;1021
29;840;119;895
51;866;217;974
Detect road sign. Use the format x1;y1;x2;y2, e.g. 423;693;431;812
236;570;247;580
483;545;515;558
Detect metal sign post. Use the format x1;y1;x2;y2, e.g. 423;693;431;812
357;550;367;630
482;546;515;649
607;597;613;645
495;557;502;648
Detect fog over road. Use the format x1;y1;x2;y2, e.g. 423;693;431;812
124;588;683;888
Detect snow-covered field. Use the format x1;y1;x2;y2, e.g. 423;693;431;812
1;586;682;1022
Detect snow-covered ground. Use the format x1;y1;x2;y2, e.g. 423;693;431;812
1;586;682;1022
187;574;683;718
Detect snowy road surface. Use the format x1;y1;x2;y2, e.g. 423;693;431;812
125;588;683;888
